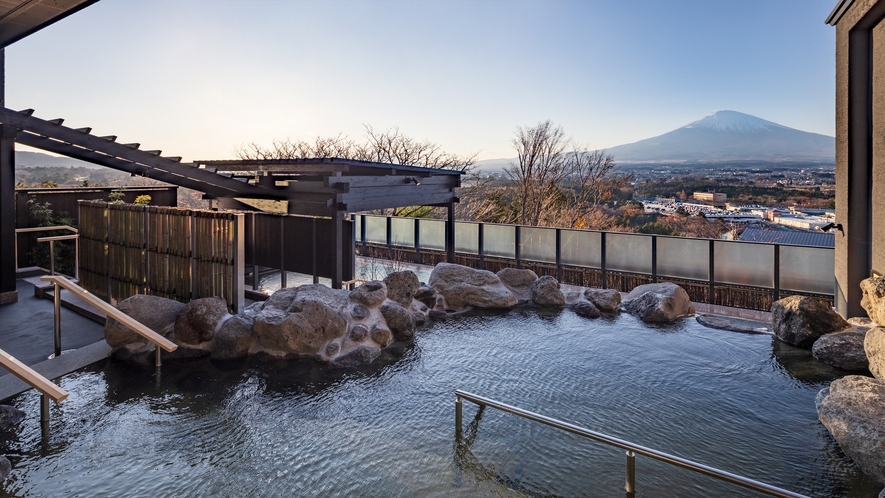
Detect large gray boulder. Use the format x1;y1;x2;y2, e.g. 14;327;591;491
350;281;387;307
0;405;24;432
211;315;254;360
380;302;416;341
771;295;849;348
105;294;185;348
867;326;885;379
174;297;229;346
497;268;538;301
531;276;565;307
584;288;621;312
428;263;518;310
384;271;420;307
621;283;694;323
861;275;885;325
812;330;870;372
817;375;885;484
253;284;349;358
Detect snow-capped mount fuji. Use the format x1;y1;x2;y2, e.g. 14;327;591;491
606;110;834;165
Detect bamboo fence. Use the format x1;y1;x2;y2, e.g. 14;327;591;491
78;201;243;310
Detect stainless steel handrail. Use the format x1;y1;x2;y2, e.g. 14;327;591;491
454;390;808;498
40;275;177;365
15;226;79;277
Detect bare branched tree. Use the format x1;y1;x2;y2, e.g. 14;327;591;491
505;120;571;226
235;126;476;173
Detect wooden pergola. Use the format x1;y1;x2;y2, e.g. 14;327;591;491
197;158;464;289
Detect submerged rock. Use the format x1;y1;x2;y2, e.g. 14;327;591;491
330;344;381;367
0;405;25;432
867;327;885;379
0;456;9;482
583;288;621;312
771;295;849;349
428;263;518;310
531;276;565;307
572;301;601;318
622;283;694;323
812;330;869;372
817;375;885;484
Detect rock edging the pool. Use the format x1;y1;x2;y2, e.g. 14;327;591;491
104;263;696;367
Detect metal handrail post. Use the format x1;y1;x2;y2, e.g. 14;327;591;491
75;236;79;280
455;395;463;437
40;393;49;423
48;240;55;275
626;451;636;493
53;282;61;358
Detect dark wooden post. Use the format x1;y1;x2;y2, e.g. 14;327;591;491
446;202;455;263
514;225;521;269
312;217;319;284
0;49;17;304
279;215;286;289
478;223;485;270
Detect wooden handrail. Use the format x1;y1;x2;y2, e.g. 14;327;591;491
36;234;79;243
0;348;68;402
15;225;78;234
39;275;178;353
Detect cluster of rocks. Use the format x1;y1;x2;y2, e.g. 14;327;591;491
106;263;697;368
108;270;431;367
804;274;885;489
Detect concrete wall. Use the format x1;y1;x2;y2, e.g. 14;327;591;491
834;0;885;317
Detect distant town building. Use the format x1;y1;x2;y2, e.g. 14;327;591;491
692;191;727;203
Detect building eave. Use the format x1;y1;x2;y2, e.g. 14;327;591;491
826;0;855;25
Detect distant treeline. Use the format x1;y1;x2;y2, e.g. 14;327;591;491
635;178;833;204
15;166;132;187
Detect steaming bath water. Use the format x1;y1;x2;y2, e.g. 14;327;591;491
1;309;880;497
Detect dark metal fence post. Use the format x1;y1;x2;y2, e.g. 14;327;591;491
414;218;421;264
251;212;258;290
651;235;658;283
514;225;521;269
360;214;367;251
478;223;485;270
600;231;607;289
556;228;562;282
386;216;393;258
312;218;319;284
708;239;715;304
773;244;780;302
279;215;286;289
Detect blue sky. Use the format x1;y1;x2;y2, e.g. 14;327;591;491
7;0;837;161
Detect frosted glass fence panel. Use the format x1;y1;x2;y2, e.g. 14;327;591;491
780;246;834;294
418;219;446;251
560;230;601;268
455;222;479;254
713;241;774;287
606;233;652;273
520;227;557;263
657;237;709;280
484;224;516;258
365;216;387;245
390;217;415;247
